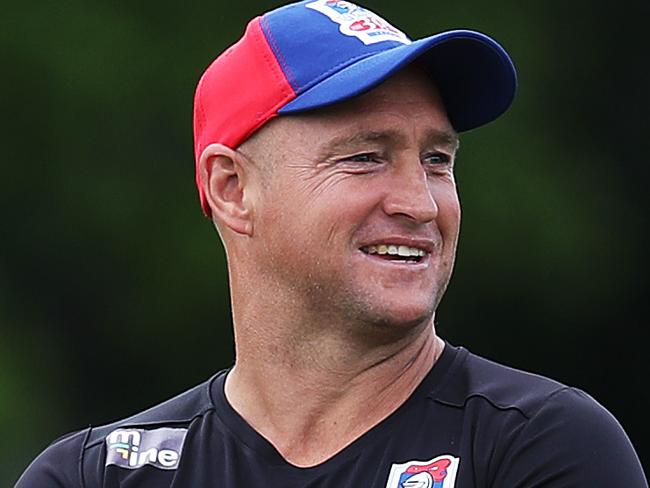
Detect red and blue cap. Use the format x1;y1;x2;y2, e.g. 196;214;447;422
193;0;517;215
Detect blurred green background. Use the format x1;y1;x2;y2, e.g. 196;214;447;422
2;0;648;484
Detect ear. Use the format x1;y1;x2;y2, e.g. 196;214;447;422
198;143;254;236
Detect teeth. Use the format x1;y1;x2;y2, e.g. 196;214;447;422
364;244;426;257
398;245;410;257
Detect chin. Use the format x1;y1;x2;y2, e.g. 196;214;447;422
381;307;435;330
358;298;437;332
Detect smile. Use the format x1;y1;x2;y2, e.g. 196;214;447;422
360;244;427;264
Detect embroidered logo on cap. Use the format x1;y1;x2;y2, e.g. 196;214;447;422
306;0;411;46
105;427;188;470
385;454;460;488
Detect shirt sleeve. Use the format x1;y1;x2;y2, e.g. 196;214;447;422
14;429;88;488
492;387;648;487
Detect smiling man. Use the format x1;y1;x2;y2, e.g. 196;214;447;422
16;1;647;487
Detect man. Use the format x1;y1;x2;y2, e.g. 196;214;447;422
17;1;647;487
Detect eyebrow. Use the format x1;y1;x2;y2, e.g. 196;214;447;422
317;128;460;160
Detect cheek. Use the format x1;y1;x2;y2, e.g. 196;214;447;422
314;196;375;249
434;182;461;232
257;189;345;251
301;178;384;238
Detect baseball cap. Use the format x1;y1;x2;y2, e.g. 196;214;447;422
193;0;517;216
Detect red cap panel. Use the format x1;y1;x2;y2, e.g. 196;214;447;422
193;17;296;216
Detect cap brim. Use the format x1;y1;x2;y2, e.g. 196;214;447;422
278;30;517;132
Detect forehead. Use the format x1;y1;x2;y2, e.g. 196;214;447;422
244;67;456;154
315;67;448;116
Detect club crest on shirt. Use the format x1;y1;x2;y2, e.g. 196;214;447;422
385;454;460;488
105;427;188;470
306;0;412;45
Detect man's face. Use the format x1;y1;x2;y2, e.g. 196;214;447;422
245;67;460;332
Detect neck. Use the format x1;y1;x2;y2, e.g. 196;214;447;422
224;277;445;466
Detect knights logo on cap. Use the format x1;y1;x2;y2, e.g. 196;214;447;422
306;0;412;45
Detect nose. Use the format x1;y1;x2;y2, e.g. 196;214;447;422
382;159;438;223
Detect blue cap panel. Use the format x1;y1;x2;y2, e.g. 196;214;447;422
277;29;517;132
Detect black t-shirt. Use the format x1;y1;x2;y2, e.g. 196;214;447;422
16;344;648;487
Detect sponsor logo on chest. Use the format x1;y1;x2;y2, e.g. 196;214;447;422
385;454;460;488
105;427;188;470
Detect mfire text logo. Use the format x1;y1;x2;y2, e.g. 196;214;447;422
105;427;187;470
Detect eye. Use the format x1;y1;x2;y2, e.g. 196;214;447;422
347;153;379;163
422;152;451;166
